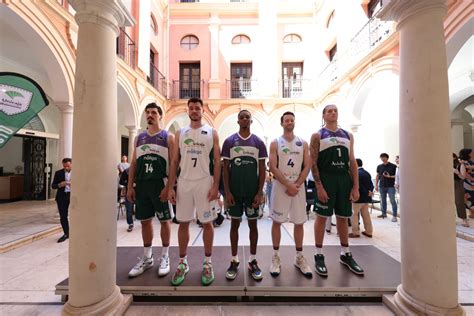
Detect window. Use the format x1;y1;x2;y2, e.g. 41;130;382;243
180;35;199;50
326;10;335;28
179;63;201;99
283;34;302;43
368;0;382;18
150;15;158;35
282;62;303;98
231;34;251;44
329;44;337;62
230;63;252;98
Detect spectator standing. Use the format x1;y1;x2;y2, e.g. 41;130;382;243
375;153;398;222
349;159;374;238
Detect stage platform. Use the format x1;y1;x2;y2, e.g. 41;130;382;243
56;245;400;301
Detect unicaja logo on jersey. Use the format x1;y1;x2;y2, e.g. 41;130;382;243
140;145;151;151
184;138;205;147
282;148;290;154
234;147;244;153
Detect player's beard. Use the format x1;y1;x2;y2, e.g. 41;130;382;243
189;114;201;122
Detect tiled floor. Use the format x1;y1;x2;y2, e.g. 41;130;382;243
0;201;473;315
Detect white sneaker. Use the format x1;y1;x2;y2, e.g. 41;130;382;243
391;217;398;222
294;254;313;278
270;253;281;276
158;255;170;276
129;256;154;278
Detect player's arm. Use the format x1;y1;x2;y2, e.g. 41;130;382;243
208;129;221;201
295;140;311;187
375;170;380;191
348;132;360;201
167;129;181;203
161;132;175;201
252;158;267;208
127;136;138;202
222;159;234;205
310;132;329;203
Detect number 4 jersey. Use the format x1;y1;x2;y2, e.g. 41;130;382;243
135;130;169;181
276;136;305;182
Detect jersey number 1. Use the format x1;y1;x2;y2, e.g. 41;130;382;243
336;148;341;157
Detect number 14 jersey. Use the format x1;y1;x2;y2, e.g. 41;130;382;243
135;130;169;181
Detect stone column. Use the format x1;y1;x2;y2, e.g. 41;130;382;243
379;1;465;315
126;125;138;160
56;102;73;160
208;13;220;99
64;0;133;315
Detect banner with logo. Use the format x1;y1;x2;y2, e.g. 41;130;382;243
0;72;49;148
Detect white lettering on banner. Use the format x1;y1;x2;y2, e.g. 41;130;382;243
0;84;33;115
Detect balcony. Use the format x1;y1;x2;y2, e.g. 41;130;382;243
280;78;313;99
171;80;205;99
148;63;167;98
227;78;257;99
116;29;136;69
317;9;395;95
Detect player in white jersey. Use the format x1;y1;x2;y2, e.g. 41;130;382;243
268;111;313;278
167;97;221;286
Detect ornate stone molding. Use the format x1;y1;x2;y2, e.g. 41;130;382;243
63;286;131;316
379;0;447;27
69;0;134;35
207;102;221;114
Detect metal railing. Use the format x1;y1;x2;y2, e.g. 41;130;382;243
116;29;136;68
318;8;395;94
226;78;257;98
171;80;204;99
280;78;313;99
148;63;167;97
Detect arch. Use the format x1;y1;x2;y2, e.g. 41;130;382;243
446;16;473;67
346;56;400;119
283;33;302;43
232;34;251;44
1;3;75;104
180;35;199;50
448;36;473;111
117;73;140;126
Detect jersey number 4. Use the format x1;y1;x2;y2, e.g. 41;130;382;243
145;163;154;173
287;159;295;168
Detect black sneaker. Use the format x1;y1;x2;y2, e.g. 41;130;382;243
248;259;263;281
314;254;328;277
225;260;239;280
57;235;68;243
377;214;387;218
127;225;133;232
340;252;364;275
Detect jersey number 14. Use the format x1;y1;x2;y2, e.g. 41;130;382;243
145;163;154;173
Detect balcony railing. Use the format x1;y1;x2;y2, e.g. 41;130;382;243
116;29;136;68
280;78;313;99
226;78;257;99
148;63;167;97
318;8;395;95
171;80;205;99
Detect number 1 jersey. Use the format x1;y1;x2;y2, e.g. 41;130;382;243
317;127;351;174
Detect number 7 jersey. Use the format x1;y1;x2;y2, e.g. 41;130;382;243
135;130;169;181
179;124;214;180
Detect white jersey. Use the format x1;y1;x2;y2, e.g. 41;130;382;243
179;124;214;180
276;136;304;182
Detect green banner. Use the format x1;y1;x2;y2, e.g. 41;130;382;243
0;72;49;148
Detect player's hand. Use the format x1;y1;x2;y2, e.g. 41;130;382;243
207;186;219;202
127;187;135;203
168;188;176;205
159;187;168;202
350;187;360;202
285;183;299;197
225;191;235;206
316;186;329;203
252;192;263;209
375;186;379;192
